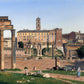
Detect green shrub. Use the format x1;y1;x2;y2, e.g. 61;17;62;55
35;74;43;78
24;67;28;69
77;46;84;58
6;68;21;71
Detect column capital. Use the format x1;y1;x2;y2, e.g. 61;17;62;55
11;29;15;32
11;29;15;36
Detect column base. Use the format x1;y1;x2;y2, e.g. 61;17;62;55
11;63;16;69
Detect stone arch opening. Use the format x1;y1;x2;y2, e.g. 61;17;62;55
42;48;47;55
4;30;11;48
4;30;12;69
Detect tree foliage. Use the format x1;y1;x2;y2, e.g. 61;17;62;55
77;46;84;58
18;41;24;48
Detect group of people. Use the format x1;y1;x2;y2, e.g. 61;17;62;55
32;66;81;77
25;66;81;77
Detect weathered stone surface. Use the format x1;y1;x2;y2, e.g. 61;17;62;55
0;16;15;70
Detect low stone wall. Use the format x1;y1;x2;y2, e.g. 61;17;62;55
4;49;25;57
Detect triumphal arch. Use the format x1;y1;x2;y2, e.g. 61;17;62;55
0;16;16;70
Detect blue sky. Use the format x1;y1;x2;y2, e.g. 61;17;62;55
0;0;84;37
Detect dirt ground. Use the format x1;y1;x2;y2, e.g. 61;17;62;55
4;57;84;82
5;57;55;70
4;57;81;71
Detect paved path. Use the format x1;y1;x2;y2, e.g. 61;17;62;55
6;70;84;82
48;73;84;82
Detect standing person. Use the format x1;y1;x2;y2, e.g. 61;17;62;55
77;67;81;77
33;66;36;70
24;67;28;75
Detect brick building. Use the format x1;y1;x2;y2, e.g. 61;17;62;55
77;33;84;43
17;17;63;56
62;31;80;43
62;31;84;43
17;17;62;47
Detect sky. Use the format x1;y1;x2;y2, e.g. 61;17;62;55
0;0;84;37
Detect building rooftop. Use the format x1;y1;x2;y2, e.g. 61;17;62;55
17;29;50;33
17;28;61;33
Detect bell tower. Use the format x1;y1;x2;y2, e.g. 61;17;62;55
36;17;41;30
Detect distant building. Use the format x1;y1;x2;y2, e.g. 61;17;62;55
77;33;84;43
4;38;11;48
4;37;17;48
62;31;81;43
17;17;63;56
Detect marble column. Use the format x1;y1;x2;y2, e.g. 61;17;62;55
55;57;58;70
70;50;72;61
40;49;42;56
66;49;69;60
37;49;39;56
37;45;39;56
29;44;31;56
0;30;4;70
11;30;16;69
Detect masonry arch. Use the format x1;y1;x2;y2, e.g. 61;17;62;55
42;48;47;55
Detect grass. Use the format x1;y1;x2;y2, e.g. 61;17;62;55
0;72;68;84
5;68;22;71
42;55;52;57
36;70;84;76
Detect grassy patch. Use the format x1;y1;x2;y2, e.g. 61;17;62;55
41;70;84;76
0;72;69;84
42;55;52;57
6;68;22;71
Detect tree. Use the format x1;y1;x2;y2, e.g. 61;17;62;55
77;46;84;58
18;41;24;48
